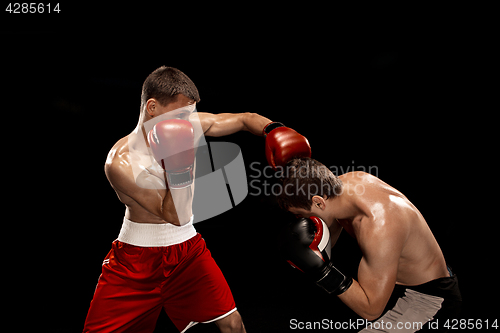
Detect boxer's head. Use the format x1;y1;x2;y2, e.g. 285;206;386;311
277;158;342;219
140;66;200;120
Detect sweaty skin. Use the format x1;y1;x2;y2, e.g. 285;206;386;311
105;94;271;225
288;171;450;320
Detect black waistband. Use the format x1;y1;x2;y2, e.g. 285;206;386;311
397;274;462;302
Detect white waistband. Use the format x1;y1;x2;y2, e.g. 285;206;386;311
117;215;197;247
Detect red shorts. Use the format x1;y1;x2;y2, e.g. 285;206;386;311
83;233;236;333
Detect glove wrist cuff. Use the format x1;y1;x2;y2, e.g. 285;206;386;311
166;167;194;189
315;262;353;296
262;122;284;136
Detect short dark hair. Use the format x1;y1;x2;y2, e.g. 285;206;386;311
277;157;343;211
141;66;200;109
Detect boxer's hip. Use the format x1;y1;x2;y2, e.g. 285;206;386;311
117;215;197;247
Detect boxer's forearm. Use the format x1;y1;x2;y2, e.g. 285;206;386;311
337;279;385;321
242;113;272;136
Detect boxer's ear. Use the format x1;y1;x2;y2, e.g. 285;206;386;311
146;98;158;117
312;195;326;210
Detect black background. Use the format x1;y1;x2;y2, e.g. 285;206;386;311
2;4;496;332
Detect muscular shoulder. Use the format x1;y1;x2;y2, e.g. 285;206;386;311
343;172;412;241
104;136;134;190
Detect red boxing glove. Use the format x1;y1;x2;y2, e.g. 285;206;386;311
263;122;311;170
147;119;195;189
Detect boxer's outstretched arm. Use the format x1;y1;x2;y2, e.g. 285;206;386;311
198;112;271;137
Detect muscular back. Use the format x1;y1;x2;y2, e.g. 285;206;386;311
338;172;449;286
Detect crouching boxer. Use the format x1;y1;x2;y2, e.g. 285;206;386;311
278;158;461;333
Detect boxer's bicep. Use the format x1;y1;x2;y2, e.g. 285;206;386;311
199;112;271;137
199;112;246;137
355;219;406;318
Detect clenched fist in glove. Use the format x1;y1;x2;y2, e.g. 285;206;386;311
148;119;195;189
263;122;311;170
281;216;353;295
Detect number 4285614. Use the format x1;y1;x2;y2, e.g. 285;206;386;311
6;3;60;13
444;318;498;330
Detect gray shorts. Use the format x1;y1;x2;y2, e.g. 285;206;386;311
360;270;461;332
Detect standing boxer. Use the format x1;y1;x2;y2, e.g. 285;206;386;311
277;157;461;332
83;66;310;333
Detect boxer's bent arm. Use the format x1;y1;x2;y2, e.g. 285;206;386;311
105;155;173;221
337;216;407;320
198;112;271;137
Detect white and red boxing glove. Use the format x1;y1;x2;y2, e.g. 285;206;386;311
147;119;195;189
263;122;311;170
